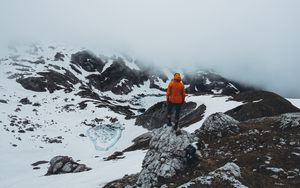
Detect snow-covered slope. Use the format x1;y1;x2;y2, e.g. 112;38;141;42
1;43;299;188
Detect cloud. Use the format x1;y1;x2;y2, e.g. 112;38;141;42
1;0;300;97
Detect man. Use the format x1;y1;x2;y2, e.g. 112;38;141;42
166;73;186;131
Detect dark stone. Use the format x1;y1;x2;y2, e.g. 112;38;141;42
86;60;148;95
31;160;49;166
103;151;125;161
25;127;34;131
32;102;41;107
18;130;26;133
20;97;32;105
71;51;105;72
46;156;91;175
17;69;80;93
226;91;300;121
123;132;153;152
135;101;200;130
54;52;65;61
0;99;7;103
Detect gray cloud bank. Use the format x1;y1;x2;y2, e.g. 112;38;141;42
0;0;300;97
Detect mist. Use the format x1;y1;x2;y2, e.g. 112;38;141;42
1;0;300;97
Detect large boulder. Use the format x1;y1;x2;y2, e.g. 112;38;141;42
46;156;91;175
135;101;205;130
226;91;300;121
196;112;240;138
134;126;198;187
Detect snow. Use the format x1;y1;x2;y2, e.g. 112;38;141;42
266;167;285;173
211;89;223;94
205;78;211;85
253;99;263;103
101;59;113;73
0;43;149;188
2;43;297;188
287;98;300;109
183;95;243;132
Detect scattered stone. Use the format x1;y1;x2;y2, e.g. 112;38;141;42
0;99;7;103
31;160;49;166
46;156;91;175
103;151;125;161
20;97;32;105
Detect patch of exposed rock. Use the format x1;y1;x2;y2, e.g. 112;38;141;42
17;69;80;93
133;126;198;187
46;156;91;175
71;51;105;72
123;132;153;152
196;112;240;138
135;101;205;130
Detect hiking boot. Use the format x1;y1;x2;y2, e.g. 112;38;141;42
167;117;172;126
174;123;178;130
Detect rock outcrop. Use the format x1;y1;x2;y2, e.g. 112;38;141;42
133;126;198;187
196;112;240;138
135;101;205;130
226;91;300;121
46;156;91;175
17;69;80;93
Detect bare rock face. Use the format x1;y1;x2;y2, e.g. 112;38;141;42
17;69;80;93
196;112;240;138
46;156;91;175
71;51;105;72
134;126;198;187
178;162;248;188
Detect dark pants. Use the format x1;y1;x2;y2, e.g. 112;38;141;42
167;102;182;124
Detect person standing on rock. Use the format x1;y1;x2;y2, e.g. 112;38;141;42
166;73;186;131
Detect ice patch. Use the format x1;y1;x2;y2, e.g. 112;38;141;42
87;123;125;151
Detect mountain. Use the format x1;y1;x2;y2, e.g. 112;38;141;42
0;43;300;188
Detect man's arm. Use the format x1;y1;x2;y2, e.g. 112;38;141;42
182;84;186;103
166;84;171;104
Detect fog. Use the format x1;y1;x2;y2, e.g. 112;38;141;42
1;0;300;97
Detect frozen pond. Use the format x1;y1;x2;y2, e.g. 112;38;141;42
87;123;125;151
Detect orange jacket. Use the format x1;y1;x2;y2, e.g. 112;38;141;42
166;74;186;104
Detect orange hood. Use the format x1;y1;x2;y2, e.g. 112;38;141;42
173;73;181;81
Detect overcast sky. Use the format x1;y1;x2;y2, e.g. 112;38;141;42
0;0;300;97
